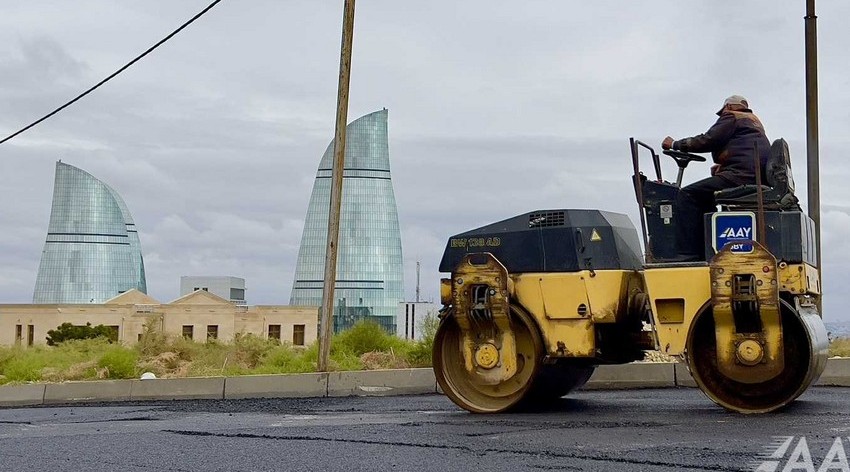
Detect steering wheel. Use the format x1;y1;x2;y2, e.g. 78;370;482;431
663;149;706;168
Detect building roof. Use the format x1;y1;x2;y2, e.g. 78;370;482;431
104;289;160;305
168;289;233;306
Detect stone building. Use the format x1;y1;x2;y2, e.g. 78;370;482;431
1;289;317;348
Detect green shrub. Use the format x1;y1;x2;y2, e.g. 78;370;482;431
135;317;169;357
233;334;277;369
98;347;138;379
258;343;318;374
46;322;115;346
2;356;43;382
334;320;410;357
0;346;18;372
0;340;111;383
170;336;204;362
406;314;439;367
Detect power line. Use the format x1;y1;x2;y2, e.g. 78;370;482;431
0;0;223;146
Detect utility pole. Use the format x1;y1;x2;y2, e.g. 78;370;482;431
318;0;356;372
415;261;421;303
804;0;822;312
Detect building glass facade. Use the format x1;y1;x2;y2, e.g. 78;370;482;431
33;162;147;303
290;109;404;332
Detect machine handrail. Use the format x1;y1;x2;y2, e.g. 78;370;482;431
634;139;663;181
629;137;652;262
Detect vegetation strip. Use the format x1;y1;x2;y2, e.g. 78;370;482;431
0;319;437;385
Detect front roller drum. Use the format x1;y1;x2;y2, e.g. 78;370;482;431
687;300;828;413
434;304;542;413
528;363;596;403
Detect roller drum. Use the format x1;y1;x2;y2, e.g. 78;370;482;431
687;300;828;414
528;364;596;403
433;304;596;413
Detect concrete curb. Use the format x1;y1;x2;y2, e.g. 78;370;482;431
674;363;698;388
585;363;676;389
224;373;328;399
2;359;849;407
327;368;437;397
817;357;850;387
130;377;225;401
45;380;132;404
0;384;45;407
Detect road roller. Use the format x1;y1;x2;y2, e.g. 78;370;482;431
433;137;828;414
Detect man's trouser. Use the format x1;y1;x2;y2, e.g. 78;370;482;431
675;175;740;258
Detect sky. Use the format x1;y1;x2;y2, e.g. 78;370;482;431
1;1;849;321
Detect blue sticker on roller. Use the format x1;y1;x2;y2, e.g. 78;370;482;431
712;212;756;253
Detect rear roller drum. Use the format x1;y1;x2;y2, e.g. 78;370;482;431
528;363;596;403
434;304;543;413
686;300;828;413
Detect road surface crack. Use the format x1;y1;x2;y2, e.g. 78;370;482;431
162;429;742;471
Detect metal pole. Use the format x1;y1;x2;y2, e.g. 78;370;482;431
805;0;822;310
753;141;766;246
318;0;356;372
415;261;421;303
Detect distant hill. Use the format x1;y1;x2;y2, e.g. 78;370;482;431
825;321;850;339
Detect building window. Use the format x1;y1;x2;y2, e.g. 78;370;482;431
268;324;281;341
138;333;143;342
105;325;119;343
182;325;194;340
27;325;34;347
230;288;245;301
293;324;305;346
202;287;209;292
15;325;22;345
206;325;218;341
193;287;200;291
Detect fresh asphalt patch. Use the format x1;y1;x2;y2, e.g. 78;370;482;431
0;387;848;471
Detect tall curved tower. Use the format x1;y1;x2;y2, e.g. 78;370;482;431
33;162;147;304
290;109;404;332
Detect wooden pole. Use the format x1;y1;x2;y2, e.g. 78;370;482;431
318;0;356;372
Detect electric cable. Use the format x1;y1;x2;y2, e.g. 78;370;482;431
0;0;223;146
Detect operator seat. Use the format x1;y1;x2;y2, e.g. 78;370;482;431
714;138;800;211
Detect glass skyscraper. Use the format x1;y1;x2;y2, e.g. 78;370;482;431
33;161;147;304
290;109;404;332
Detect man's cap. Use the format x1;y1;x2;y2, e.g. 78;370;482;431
717;95;749;115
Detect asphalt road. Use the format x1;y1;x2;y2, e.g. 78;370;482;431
1;387;849;472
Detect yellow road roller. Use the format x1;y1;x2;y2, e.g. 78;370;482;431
433;138;828;414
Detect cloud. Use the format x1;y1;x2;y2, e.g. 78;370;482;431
1;1;850;321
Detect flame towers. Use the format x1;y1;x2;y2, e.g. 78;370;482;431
33;162;147;304
289;109;404;332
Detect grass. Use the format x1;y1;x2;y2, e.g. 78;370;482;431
2;321;849;386
829;337;850;358
0;317;439;385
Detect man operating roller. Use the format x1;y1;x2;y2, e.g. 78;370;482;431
661;95;770;261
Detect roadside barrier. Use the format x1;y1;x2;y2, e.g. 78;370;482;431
2;359;848;407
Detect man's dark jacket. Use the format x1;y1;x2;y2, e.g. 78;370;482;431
672;108;770;185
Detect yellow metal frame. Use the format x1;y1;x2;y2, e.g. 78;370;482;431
709;242;784;383
642;266;711;355
450;254;517;384
779;263;820;295
510;270;636;358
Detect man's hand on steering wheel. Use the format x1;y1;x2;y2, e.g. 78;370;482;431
662;136;674;150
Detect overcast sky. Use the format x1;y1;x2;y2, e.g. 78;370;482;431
1;1;849;321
